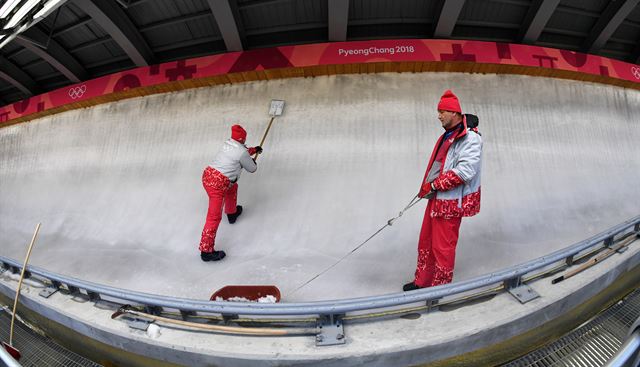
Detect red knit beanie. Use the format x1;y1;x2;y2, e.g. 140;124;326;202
231;124;247;143
437;90;462;113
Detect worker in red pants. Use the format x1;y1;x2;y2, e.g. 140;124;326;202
404;90;483;291
199;124;262;262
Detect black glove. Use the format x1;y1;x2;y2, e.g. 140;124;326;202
255;146;263;154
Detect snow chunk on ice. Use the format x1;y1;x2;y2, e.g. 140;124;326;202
146;323;161;338
257;295;277;303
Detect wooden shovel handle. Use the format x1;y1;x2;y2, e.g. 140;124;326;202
253;116;276;161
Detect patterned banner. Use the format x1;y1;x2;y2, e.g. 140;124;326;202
1;39;638;124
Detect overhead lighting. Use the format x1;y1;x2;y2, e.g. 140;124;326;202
0;0;67;50
0;33;13;49
0;0;21;19
4;0;40;29
33;0;65;20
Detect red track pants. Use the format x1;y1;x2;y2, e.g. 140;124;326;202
199;167;238;253
413;199;462;288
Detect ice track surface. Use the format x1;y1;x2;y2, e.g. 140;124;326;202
1;72;639;302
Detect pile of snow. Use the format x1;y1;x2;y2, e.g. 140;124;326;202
257;295;277;303
214;295;277;303
146;323;161;338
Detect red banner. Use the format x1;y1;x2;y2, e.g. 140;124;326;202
1;39;639;124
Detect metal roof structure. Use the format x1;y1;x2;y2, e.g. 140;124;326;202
1;0;640;105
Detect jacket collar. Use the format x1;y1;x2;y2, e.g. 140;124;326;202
227;138;246;148
444;119;467;141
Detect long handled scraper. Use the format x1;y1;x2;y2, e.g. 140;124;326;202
253;99;285;161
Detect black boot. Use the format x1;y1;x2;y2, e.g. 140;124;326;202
227;205;243;224
201;250;226;262
403;282;422;291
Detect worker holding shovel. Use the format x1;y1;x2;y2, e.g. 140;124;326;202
198;124;262;262
404;90;483;291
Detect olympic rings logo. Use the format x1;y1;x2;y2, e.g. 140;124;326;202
68;85;87;99
632;67;640;80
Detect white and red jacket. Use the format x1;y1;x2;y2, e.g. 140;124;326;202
421;118;483;219
210;138;258;182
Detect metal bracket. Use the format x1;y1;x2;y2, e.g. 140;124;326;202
144;306;163;316
180;310;196;321
426;298;440;312
508;284;540;304
316;314;345;346
87;291;101;302
222;313;239;323
565;255;574;267
39;286;59;298
124;317;152;331
604;237;614;248
39;280;61;298
504;276;539;304
503;276;522;290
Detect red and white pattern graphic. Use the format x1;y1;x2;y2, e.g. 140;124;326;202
432;170;464;191
430;188;481;219
431;263;454;286
1;39;638;124
414;248;430;279
199;167;238;253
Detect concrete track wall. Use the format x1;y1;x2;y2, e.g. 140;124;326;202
1;72;639;301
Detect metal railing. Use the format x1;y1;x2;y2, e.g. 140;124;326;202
1;215;639;345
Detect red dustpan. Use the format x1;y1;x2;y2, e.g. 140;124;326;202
210;285;281;302
2;341;20;361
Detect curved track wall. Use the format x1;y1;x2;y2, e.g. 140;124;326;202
0;71;639;302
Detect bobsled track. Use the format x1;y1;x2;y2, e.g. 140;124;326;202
1;71;640;366
1;72;639;301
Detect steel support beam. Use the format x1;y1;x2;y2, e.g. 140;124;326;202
328;0;349;42
207;0;245;52
238;0;291;10
139;10;212;33
433;0;466;38
52;16;92;38
519;0;561;44
0;56;38;96
71;0;154;66
15;27;88;83
583;0;640;54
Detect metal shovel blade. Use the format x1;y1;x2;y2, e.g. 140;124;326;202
268;100;285;116
2;341;21;361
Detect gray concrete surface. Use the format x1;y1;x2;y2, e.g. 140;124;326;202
1;233;638;366
1;72;639;303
